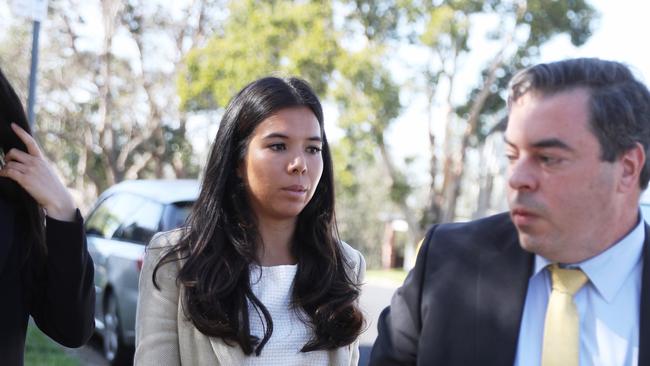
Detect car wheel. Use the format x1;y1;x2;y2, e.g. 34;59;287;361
103;293;132;365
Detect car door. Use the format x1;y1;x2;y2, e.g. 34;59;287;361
85;193;164;342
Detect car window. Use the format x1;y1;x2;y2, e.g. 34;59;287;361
112;197;164;245
85;193;146;239
161;201;194;231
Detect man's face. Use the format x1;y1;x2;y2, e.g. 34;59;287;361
505;88;625;263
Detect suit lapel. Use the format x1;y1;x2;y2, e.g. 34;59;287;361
476;225;533;365
638;224;650;366
0;198;15;275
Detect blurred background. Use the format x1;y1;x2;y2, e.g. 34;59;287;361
2;0;648;364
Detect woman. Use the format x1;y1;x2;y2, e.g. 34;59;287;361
135;76;365;365
0;68;94;365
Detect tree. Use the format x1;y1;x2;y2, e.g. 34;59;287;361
334;0;428;267
412;0;597;223
177;0;339;111
1;0;222;206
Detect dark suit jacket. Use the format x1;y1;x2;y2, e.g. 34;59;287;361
369;212;650;366
0;196;95;365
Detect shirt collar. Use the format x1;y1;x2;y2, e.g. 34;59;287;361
532;214;645;303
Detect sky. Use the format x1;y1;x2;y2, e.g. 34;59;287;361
541;0;649;81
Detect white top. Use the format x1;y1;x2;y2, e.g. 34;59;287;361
243;264;329;366
514;216;645;366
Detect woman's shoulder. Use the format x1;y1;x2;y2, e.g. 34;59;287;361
339;241;362;262
143;228;186;275
338;241;365;279
147;228;185;254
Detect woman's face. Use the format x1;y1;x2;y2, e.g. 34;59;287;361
238;106;324;223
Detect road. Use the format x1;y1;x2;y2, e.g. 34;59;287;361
63;335;109;366
358;279;401;366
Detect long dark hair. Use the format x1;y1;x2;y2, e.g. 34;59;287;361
154;76;363;355
0;68;46;269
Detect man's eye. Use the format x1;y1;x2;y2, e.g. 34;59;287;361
539;155;561;165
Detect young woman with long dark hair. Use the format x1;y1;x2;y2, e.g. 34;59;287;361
0;68;94;365
135;76;365;365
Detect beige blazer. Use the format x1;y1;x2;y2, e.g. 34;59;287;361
134;229;366;366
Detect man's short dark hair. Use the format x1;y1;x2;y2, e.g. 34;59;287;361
508;58;650;189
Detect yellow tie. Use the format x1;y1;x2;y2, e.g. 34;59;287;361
541;264;588;366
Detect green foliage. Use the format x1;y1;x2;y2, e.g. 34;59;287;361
420;5;470;51
389;171;411;203
178;0;339;111
333;49;401;143
332;139;372;195
25;324;79;366
332;48;407;205
341;0;402;41
333;140;394;268
524;0;597;48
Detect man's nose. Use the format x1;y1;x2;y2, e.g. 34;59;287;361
508;157;538;192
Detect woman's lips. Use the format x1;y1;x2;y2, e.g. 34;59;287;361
282;185;308;197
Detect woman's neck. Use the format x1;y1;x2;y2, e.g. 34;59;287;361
256;217;297;266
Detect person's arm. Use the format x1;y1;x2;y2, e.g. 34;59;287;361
0;122;94;346
30;211;95;347
368;228;434;366
134;232;182;365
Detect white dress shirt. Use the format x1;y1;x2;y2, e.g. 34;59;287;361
514;217;645;366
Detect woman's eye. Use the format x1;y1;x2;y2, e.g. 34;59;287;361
307;146;322;154
269;143;286;151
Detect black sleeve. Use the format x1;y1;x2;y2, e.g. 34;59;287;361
368;226;435;366
30;209;95;348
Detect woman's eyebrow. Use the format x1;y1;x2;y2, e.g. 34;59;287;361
262;132;322;142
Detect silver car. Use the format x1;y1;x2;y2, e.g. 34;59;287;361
85;179;199;365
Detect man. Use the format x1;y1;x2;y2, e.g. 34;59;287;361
369;58;650;366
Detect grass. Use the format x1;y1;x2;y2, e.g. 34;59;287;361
365;268;408;285
24;323;79;366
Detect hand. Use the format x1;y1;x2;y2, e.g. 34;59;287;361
0;123;77;221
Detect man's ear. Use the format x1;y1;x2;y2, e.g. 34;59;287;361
619;142;645;192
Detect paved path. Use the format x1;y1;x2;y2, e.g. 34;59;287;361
358;279;401;366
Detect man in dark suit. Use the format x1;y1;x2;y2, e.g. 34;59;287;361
0;69;94;365
369;58;650;366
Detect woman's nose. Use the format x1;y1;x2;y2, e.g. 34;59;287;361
288;154;307;175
